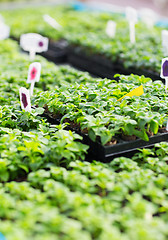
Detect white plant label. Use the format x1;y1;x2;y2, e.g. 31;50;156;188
126;7;138;44
106;20;116;38
20;33;49;60
139;8;158;28
0;23;10;40
160;58;168;92
162;30;168;54
27;62;41;96
0;14;4;23
43;14;62;30
166;120;168;131
19;87;31;112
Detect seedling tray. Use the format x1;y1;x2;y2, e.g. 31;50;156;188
40;39;68;63
67;46;162;81
41;111;168;162
11;37;68;63
86;133;168;162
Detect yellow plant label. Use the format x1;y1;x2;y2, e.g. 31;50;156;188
118;85;144;101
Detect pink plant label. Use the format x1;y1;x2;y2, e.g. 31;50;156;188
38;41;44;47
30;67;37;81
21;93;28;108
19;87;31;112
27;62;41;83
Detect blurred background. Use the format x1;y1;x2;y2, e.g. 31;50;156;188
0;0;168;17
0;0;168;20
78;0;168;16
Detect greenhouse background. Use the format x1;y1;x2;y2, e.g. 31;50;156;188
1;0;168;240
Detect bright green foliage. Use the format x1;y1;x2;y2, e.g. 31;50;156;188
2;5;120;40
0;124;88;182
35;74;168;144
0;37;168;240
1;142;168;239
0;40;89;180
1;5;165;74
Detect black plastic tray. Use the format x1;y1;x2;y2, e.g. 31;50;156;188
41;111;168;162
86;133;168;162
67;46;162;81
11;37;68;63
40;39;68;63
11;36;162;81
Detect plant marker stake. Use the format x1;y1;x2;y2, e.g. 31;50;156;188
0;23;10;40
165;78;168;93
27;62;41;96
139;8;158;28
30;81;35;96
160;58;168;93
162;30;168;54
166;120;168;131
20;33;48;61
29;50;36;61
126;7;138;44
106;20;116;38
129;21;135;44
43;14;62;30
118;85;144;101
19;87;31;112
0;14;4;23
